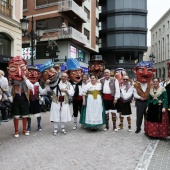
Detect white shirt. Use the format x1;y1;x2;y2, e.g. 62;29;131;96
133;82;147;99
103;78;120;100
120;85;133;100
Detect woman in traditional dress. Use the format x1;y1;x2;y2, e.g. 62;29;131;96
145;78;168;138
80;75;106;128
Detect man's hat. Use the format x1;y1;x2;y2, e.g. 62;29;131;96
136;61;154;68
66;58;81;70
28;66;39;71
39;60;54;73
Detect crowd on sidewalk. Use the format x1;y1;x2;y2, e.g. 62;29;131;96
1;56;170;140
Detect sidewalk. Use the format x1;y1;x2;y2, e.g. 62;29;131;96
0;102;152;170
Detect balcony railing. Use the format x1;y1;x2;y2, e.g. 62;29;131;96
0;0;13;17
57;27;87;45
58;0;87;22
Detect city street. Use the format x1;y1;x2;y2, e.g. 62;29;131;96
0;102;169;170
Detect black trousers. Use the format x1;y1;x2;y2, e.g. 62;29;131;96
136;100;147;130
73;100;83;117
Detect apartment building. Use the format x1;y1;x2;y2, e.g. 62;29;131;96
150;9;170;79
99;0;148;77
22;0;99;70
0;0;22;74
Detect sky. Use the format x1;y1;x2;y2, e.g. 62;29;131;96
147;0;170;46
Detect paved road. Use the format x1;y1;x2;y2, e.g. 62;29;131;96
0;102;151;170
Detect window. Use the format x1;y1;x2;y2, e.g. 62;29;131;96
23;0;27;10
152;34;154;40
156;32;157;38
84;28;90;40
96;0;99;8
168;21;169;29
163;25;165;32
96;18;99;27
36;17;64;30
96;36;99;45
0;33;11;56
36;0;58;6
159;28;161;35
84;7;90;20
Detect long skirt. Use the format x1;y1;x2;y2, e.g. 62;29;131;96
144;111;169;138
80;95;106;128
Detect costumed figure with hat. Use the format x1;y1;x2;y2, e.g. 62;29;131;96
27;66;48;133
133;61;156;134
88;56;105;79
39;60;74;135
7;56;34;138
114;68;133;132
65;58;84;130
163;62;170;136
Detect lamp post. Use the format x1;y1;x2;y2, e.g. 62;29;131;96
20;16;44;66
149;53;156;63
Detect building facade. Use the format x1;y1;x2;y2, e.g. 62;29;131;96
99;0;147;77
150;9;170;79
22;0;99;70
0;0;22;75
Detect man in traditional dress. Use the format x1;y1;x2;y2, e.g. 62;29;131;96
65;58;83;130
27;66;47;132
7;56;34;137
133;61;156;133
100;69;120;131
39;60;74;135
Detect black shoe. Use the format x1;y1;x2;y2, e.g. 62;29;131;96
135;129;141;133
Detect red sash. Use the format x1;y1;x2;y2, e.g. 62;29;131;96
102;94;114;100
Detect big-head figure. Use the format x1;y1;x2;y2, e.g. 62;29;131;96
88;60;105;79
133;61;156;134
7;56;34;138
114;68;127;84
65;58;83;129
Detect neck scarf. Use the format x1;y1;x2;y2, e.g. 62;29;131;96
13;80;27;96
70;80;82;96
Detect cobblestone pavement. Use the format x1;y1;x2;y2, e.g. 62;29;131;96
0;102;152;170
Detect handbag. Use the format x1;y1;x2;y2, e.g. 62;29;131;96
0;101;7;109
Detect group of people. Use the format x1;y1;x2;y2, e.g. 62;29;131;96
1;56;170;139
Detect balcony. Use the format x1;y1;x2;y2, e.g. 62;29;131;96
58;0;87;22
57;27;87;45
0;0;13;17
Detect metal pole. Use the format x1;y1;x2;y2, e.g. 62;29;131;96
31;16;34;66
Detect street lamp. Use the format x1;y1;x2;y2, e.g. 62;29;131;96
149;53;156;63
20;16;44;66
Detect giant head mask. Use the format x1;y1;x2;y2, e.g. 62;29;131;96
133;61;156;83
65;58;82;83
114;68;127;84
28;66;40;84
7;56;28;81
88;60;105;79
39;60;60;82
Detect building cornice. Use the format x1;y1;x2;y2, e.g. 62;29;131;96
150;8;170;31
0;14;20;28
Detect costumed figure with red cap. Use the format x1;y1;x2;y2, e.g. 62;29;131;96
133;61;156;134
39;60;74;135
7;56;34;138
65;58;84;130
88;57;105;79
27;66;47;133
114;68;133;132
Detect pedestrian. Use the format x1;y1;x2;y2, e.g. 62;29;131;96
118;75;133;131
80;75;106;128
27;66;47;133
145;78;168;138
133;61;156;133
48;73;74;135
7;56;34;138
100;69;120;131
